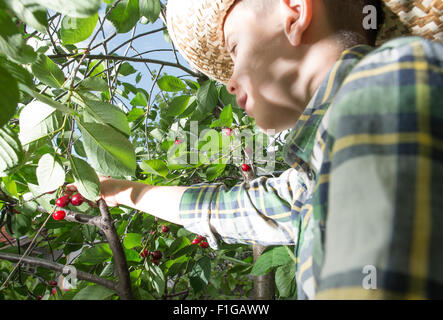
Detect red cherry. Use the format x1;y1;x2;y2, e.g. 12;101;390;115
174;139;182;145
49;280;57;286
191;238;200;245
70;193;84;206
56;195;70;208
224;128;233;136
200;241;209;249
51;288;57;295
241;164;251;172
140;249;150;258
151;250;162;260
196;235;206;242
53;210;66;221
13;209;20;214
161;225;169;233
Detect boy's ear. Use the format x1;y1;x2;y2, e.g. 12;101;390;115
280;0;313;46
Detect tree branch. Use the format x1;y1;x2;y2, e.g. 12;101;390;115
97;199;133;300
47;53;199;77
0;252;116;292
36;206;103;229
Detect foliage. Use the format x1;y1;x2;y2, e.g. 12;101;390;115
0;0;294;300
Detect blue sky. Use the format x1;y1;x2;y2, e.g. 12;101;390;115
81;1;193;106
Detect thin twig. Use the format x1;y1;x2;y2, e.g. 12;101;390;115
0;252;116;291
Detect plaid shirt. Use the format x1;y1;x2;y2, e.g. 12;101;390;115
179;37;443;299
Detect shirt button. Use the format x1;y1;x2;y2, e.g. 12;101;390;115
307;169;314;180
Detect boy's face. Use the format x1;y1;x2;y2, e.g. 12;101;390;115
223;0;318;133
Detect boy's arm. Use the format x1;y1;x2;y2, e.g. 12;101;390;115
72;177;188;226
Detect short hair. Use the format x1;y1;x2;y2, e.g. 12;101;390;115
323;0;385;46
238;0;384;47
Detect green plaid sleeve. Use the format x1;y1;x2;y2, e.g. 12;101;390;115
316;37;443;299
179;168;312;249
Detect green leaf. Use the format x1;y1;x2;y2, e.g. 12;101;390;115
210;104;233;128
189;256;211;293
33;0;101;18
275;261;296;298
123;233;142;249
139;0;161;23
149;128;164;141
205;164;226;181
140;159;168;178
145;263;165;297
0;56;35;90
69;155;101;201
82;99;131;137
87;60;105;77
166;95;191;117
60;13;98;45
157;75;186;92
118;62;137;76
107;0;140;34
178;97;198;118
0;126;23;177
130;92;148;107
0;66;19;129
3;0;48;33
166;236;191;257
31;54;65;88
82;224;96;243
11;213;31;237
18;100;62;145
27;183;53;213
73;285;116;300
125;248;142;262
126;108;145;122
0;10;36;64
250;246;291;276
76;244;112;265
78;121;136;176
192;80;218;120
36;153;65;193
78;77;108;92
25;89;73;114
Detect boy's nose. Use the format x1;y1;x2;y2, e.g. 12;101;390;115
227;77;238;95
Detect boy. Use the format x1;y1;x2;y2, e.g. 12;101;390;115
70;0;443;299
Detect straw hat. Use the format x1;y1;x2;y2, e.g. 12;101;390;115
166;0;443;84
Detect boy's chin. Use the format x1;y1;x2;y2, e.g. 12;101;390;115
255;122;284;135
255;117;292;135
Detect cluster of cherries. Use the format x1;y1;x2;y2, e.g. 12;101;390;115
53;192;85;220
140;249;163;265
192;235;209;248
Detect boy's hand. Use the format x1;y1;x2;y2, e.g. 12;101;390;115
66;176;119;208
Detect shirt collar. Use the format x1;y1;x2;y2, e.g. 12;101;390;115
283;44;375;170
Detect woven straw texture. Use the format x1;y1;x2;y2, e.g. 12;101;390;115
167;0;443;84
377;0;443;45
